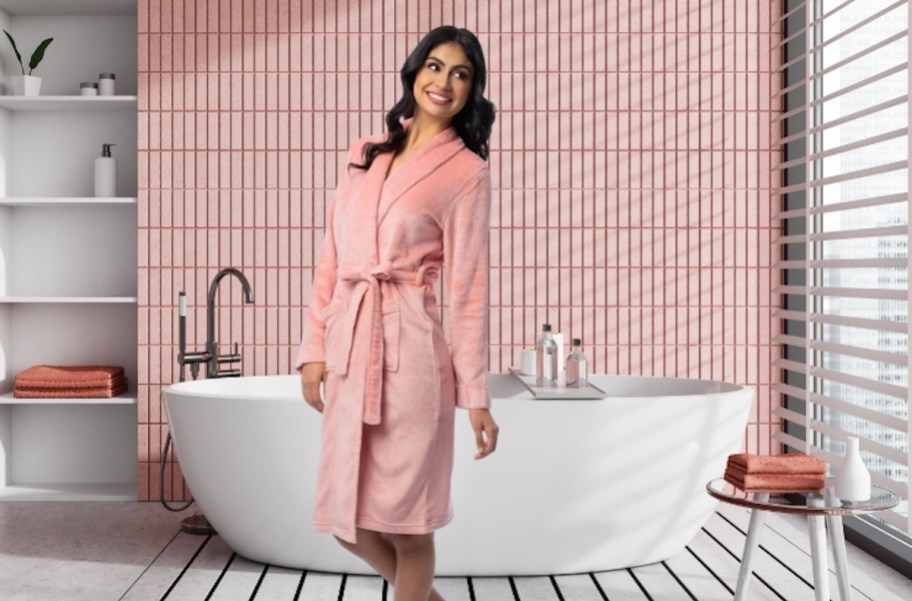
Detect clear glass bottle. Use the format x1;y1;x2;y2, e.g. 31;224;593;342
566;338;588;388
535;323;558;386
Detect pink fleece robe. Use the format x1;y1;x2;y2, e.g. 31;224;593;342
294;126;491;543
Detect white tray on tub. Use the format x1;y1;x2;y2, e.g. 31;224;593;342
508;368;608;400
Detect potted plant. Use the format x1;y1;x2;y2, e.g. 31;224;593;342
3;30;53;96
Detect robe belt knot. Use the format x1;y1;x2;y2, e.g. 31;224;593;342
336;262;436;425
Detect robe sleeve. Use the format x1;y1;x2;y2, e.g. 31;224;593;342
443;166;491;410
293;149;355;370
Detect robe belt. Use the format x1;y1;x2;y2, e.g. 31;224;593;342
336;262;440;425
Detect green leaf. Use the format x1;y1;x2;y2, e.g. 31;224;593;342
27;37;53;74
3;30;24;75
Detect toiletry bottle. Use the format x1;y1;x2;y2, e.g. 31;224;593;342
95;143;116;197
566;338;589;388
98;72;116;96
535;323;558;387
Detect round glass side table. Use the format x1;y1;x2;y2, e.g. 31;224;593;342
706;478;899;601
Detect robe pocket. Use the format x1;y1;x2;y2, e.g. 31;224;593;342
321;302;348;372
382;302;400;372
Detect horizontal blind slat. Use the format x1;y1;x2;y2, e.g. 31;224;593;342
774;357;808;373
773;431;811;454
773;309;806;322
815;314;907;334
809;286;908;301
774;333;808;347
773;284;808;296
811;366;907;400
810;392;908;432
774;406;808;427
773;382;809;400
773;309;908;333
809;258;908;269
775;285;907;301
778;160;907;194
774;259;808;269
772;234;806;245
811;225;906;241
810;339;907;367
809;193;906;216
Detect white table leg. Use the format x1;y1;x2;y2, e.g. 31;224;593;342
825;488;852;600
808;494;830;601
734;492;769;601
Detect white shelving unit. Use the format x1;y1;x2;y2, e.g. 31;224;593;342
0;0;138;501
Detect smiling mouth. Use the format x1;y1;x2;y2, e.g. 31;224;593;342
427;91;452;105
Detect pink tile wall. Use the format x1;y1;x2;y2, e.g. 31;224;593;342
138;0;782;501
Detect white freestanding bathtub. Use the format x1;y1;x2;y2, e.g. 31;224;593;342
162;373;752;576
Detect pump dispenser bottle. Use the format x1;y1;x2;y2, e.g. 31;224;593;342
535;323;558;387
95;143;116;197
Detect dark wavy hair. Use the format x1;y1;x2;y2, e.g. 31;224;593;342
354;26;496;170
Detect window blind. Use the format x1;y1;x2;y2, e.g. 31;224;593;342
775;0;911;535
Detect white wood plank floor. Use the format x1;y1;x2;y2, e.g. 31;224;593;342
0;501;909;600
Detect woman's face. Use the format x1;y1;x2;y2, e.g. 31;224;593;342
412;42;473;127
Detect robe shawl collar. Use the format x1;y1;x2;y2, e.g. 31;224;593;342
366;126;465;228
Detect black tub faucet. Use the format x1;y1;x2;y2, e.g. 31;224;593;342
177;268;254;380
206;268;254;378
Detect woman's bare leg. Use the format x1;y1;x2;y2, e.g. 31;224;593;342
387;533;440;601
334;529;397;580
335;529;445;601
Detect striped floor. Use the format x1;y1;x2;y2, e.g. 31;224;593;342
121;506;909;600
0;501;909;600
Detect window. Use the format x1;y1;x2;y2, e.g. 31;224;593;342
776;0;911;549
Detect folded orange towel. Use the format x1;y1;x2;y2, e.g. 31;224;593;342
724;472;825;493
14;382;129;399
725;464;822;482
14;365;125;389
15;375;128;392
727;453;826;475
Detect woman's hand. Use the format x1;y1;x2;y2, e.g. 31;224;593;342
301;362;327;413
469;408;498;460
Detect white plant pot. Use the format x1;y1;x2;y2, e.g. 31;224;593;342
835;436;871;502
11;75;41;96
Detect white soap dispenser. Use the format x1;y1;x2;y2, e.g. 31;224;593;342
95;143;116;197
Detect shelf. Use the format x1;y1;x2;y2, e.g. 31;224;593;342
0;0;136;16
0;482;135;501
0;197;136;207
0;96;137;111
0;296;137;304
0;391;137;405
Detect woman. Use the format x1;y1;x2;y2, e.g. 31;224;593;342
296;26;498;601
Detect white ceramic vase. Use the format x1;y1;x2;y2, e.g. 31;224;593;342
11;75;41;96
835;436;871;502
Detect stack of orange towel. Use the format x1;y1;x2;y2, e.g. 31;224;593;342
725;453;827;493
14;365;128;399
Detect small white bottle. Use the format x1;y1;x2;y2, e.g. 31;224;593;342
80;81;98;96
566;338;589;388
835;436;871;502
535;323;558;387
95;143;117;197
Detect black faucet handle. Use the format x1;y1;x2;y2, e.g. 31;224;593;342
216;342;242;365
